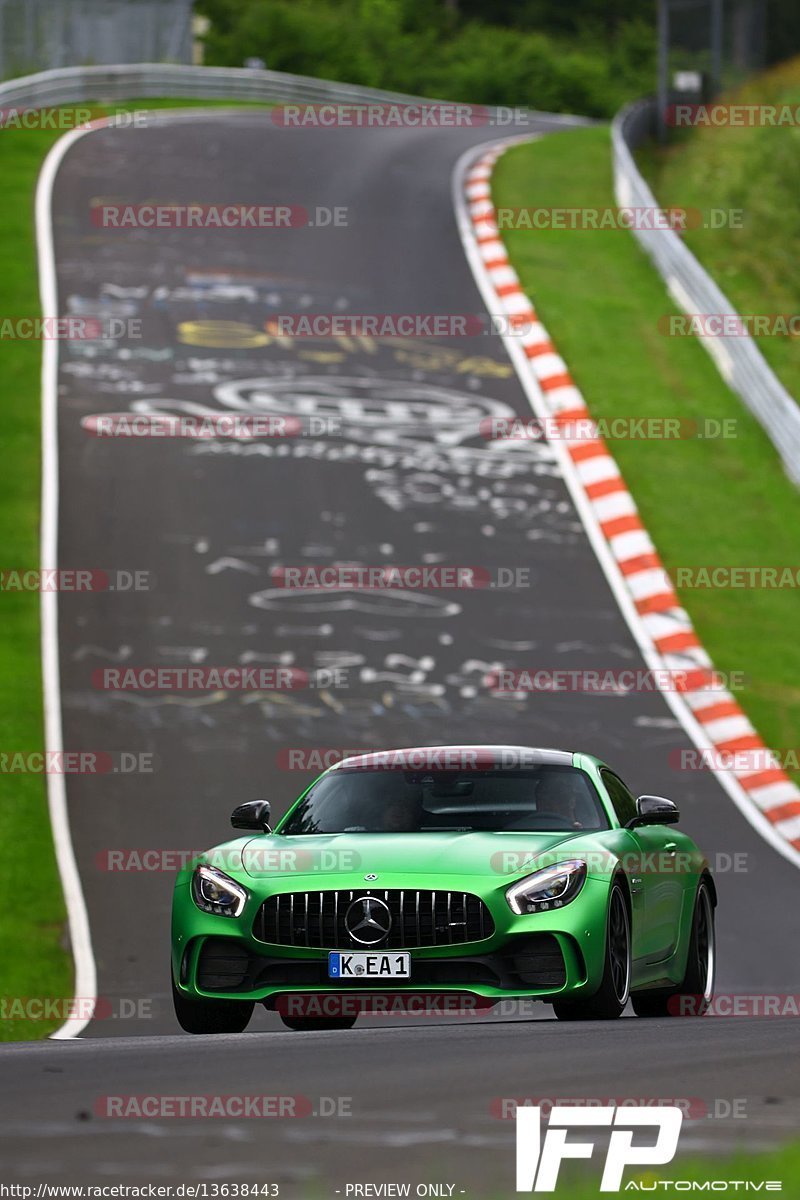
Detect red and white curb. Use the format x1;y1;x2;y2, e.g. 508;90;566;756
456;140;800;865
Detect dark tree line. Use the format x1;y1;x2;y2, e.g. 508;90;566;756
193;0;800;117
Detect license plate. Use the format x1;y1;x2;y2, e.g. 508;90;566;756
328;951;411;979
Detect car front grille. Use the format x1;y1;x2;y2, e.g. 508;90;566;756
253;889;494;949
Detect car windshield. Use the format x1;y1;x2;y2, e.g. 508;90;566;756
278;766;609;834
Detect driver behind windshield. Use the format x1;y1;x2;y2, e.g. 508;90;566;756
534;773;589;830
381;791;423;832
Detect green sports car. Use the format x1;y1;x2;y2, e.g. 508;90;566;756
171;746;716;1033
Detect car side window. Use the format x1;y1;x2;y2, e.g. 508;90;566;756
601;770;638;827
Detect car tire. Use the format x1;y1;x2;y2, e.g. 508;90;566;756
553;882;631;1021
172;973;254;1034
631;879;715;1018
279;1014;358;1032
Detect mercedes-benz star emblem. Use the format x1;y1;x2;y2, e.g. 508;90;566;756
344;896;392;945
364;873;378;881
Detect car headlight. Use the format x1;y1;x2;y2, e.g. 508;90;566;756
192;865;248;917
505;860;587;915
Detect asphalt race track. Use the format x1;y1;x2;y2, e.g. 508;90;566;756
1;110;799;1192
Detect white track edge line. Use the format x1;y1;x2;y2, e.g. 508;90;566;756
36;121;107;1039
34;105;246;1039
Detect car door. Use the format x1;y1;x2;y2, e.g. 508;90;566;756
600;770;684;971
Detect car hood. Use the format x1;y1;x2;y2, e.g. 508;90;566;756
237;830;591;881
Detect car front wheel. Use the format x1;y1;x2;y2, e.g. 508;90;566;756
553;882;631;1021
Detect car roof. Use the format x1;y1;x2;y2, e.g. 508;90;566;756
331;745;576;770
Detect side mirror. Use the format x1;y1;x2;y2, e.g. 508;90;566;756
231;799;271;832
625;795;679;829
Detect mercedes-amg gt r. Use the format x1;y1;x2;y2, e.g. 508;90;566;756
171;746;716;1032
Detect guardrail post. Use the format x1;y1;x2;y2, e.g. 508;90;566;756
656;0;669;142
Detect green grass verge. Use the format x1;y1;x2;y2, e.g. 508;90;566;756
0;98;273;1041
636;56;800;403
492;126;800;783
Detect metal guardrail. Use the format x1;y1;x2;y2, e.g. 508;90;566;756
0;62;441;108
612;97;800;486
0;61;589;125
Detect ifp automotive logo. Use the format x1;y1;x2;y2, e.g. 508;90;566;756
515;1105;683;1192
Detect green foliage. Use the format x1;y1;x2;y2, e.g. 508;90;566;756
639;56;800;403
194;0;657;117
